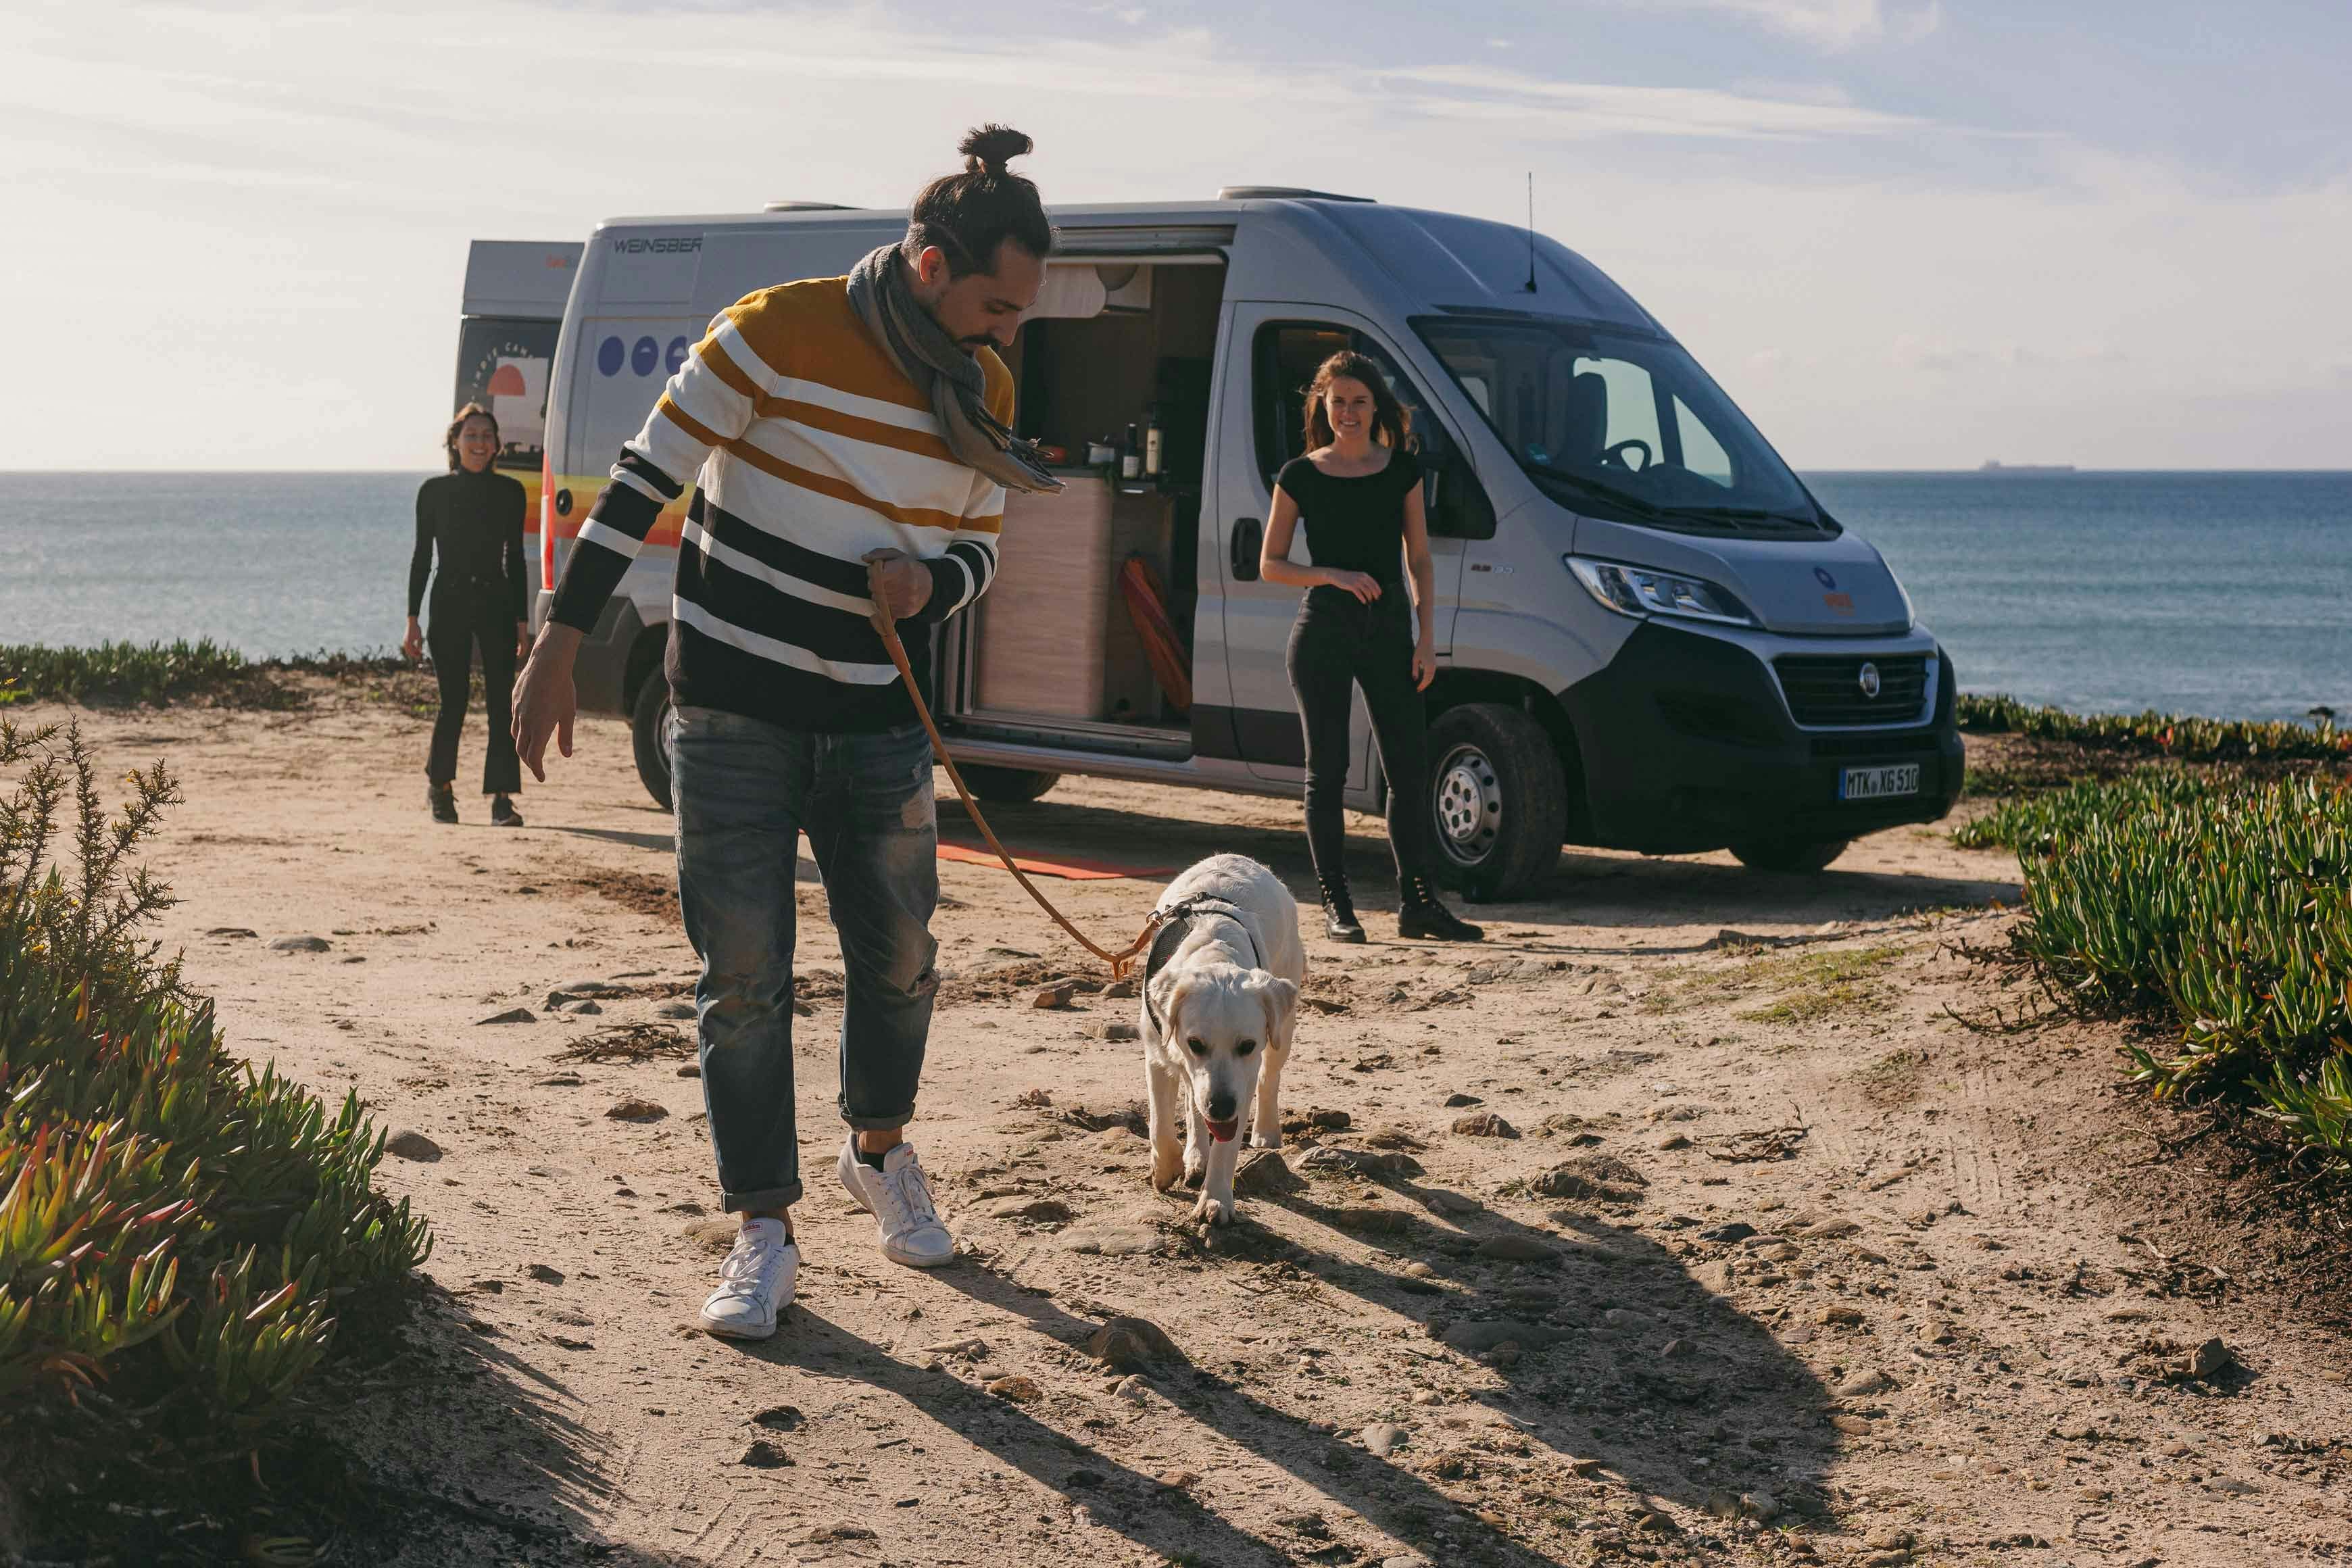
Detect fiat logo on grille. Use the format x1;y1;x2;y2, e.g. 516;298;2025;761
1858;662;1882;699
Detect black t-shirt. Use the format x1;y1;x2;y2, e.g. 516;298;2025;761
1275;447;1423;587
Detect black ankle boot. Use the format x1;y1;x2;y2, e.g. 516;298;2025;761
1398;875;1483;942
1319;876;1367;944
428;783;458;824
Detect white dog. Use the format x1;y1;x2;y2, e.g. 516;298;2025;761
1139;854;1304;1225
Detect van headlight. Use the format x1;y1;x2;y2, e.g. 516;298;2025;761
1564;556;1755;628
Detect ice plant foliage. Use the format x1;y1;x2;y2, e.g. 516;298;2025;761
1971;766;2352;1167
0;716;429;1417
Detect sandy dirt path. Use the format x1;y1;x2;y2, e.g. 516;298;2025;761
24;689;2349;1568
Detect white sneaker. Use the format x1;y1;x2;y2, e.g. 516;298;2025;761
697;1217;798;1339
837;1137;954;1268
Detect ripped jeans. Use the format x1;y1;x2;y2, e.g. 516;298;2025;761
669;706;939;1212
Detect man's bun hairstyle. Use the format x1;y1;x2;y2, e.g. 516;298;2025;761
905;123;1054;278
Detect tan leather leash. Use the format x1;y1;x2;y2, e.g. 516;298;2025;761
866;558;1162;979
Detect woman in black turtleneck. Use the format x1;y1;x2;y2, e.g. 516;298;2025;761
405;403;529;826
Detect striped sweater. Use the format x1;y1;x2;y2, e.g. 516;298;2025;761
549;276;1011;731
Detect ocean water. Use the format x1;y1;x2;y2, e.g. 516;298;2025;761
1;470;2345;722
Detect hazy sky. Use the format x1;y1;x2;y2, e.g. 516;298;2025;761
7;0;2347;470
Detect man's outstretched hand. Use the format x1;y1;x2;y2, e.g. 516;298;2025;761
512;624;583;783
863;548;933;622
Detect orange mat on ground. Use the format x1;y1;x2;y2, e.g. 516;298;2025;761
935;841;1173;881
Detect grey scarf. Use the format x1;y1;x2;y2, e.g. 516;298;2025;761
846;245;1061;495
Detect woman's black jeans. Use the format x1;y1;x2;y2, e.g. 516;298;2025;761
424;581;521;795
1284;585;1433;889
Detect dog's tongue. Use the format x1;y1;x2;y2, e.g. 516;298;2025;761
1208;1119;1240;1144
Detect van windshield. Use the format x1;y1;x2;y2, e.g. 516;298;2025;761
1411;315;1823;533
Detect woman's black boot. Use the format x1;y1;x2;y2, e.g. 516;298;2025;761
1398;873;1483;942
428;782;459;824
1319;875;1367;944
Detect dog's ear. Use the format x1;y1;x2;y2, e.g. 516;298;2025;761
1148;968;1193;1046
1253;975;1299;1051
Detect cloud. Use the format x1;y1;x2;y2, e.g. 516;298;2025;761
1377;64;1925;141
1623;0;1942;50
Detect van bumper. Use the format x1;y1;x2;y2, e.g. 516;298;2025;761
1559;619;1963;854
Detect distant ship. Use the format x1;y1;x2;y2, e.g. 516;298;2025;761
1978;460;2076;474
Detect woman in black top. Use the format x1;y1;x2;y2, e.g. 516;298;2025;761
406;403;529;826
1260;352;1480;943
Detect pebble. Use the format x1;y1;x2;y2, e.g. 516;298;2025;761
988;1198;1075;1223
1154;1469;1200;1490
1473;1235;1558;1262
1656;1133;1692;1150
525;1263;564;1285
205;927;258;939
384;1129;443;1162
1362;1422;1404;1457
1112;1375;1150;1402
1032;983;1077;1010
1838;1368;1898;1396
656;1000;697;1019
1091;1021;1140;1042
752;1404;804;1430
675;1062;700;1077
1800;1217;1862;1239
1087;1316;1179;1371
1818;1306;1866;1327
476;1007;536;1025
1102;977;1138;1000
1443;1092;1483;1107
269;935;331;952
1402;1260;1436;1279
1451;1111;1517;1138
1831;1415;1876;1436
606;1097;667;1121
1919;1321;1956;1345
1425;1190;1479;1217
985;1375;1042;1402
1741;1492;1780;1522
1699;1221;1756;1244
738;1440;792;1468
564;999;604;1015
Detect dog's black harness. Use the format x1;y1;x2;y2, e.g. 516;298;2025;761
1141;895;1265;1035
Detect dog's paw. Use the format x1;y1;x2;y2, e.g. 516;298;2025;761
1192;1192;1237;1227
1182;1150;1206;1189
1150;1151;1183;1192
1247;1130;1283;1152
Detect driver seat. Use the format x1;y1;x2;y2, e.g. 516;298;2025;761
1546;366;1609;467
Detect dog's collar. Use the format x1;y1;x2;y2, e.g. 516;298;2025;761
1142;896;1264;1034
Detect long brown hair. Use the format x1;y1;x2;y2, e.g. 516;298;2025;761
445;402;500;471
1302;351;1413;454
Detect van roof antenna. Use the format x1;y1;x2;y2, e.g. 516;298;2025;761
1524;172;1538;293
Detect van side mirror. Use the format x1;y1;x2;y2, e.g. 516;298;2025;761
1426;457;1496;541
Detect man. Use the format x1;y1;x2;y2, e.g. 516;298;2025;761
512;125;1058;1339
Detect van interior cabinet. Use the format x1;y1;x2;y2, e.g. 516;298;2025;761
973;476;1173;725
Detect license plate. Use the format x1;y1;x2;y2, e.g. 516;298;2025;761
1839;764;1921;801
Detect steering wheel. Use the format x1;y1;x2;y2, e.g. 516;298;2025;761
1600;438;1653;472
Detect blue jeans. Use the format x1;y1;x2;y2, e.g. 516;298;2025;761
668;706;940;1212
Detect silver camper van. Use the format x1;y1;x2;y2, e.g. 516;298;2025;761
523;190;1961;900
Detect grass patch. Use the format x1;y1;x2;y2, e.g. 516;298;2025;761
1959;691;2352;765
0;717;433;1557
1995;770;2352;1169
1;639;451;716
1643;943;1905;1027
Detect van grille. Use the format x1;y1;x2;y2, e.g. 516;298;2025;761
1773;654;1930;727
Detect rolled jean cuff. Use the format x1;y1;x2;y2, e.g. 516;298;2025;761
720;1179;804;1214
841;1105;915;1133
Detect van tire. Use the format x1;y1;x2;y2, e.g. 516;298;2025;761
1423;703;1565;902
631;674;673;812
958;764;1060;804
1728;837;1850;874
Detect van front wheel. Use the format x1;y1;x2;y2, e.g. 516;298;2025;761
631;675;673;812
1423;704;1566;902
1727;837;1850;873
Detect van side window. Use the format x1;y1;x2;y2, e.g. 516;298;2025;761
1250;322;1494;538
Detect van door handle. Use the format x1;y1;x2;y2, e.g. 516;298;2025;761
1231;517;1263;583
